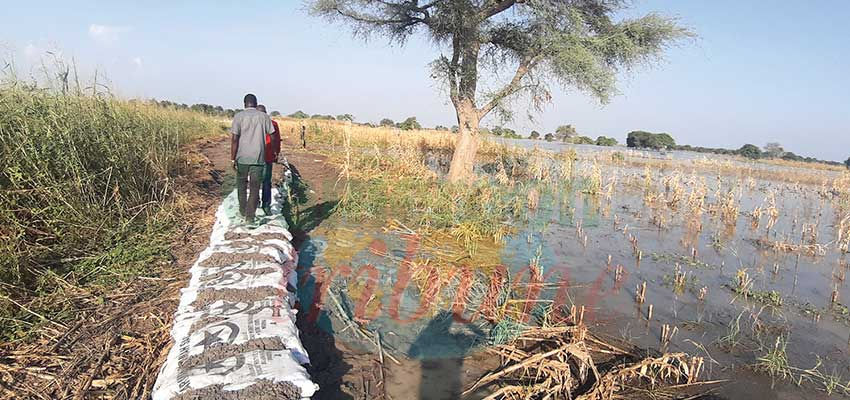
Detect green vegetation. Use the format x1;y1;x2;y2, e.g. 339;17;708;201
651;252;717;269
397;116;422;130
490;126;522;139
310;0;692;182
737;143;762;159
555;125;578;141
288;110;310;118
529;131;540;140
379;118;394;127
336;113;354;122
626;131;676;149
675;141;840;166
311;113;336;120
756;335;793;380
595;136;618;146
570;136;595;145
0;82;217;339
544;133;555;142
763;142;785;158
845;157;850;169
153;100;238;118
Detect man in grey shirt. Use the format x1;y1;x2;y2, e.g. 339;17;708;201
230;93;275;224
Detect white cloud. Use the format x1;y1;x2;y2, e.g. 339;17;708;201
132;57;143;67
88;24;130;45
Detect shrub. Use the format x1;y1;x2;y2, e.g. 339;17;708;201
397;116;422;130
544;133;555;142
270;111;281;117
555;124;577;141
529;130;540;140
336;114;354;122
626;131;676;150
491;126;521;138
288;110;309;119
572;136;595;145
380;118;395;127
737;144;762;159
595;136;618;146
781;152;803;162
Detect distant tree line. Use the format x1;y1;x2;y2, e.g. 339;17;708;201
153;100;238;118
152;100;287;118
623;130;842;166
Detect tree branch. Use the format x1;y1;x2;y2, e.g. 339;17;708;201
477;54;541;117
479;0;516;20
448;36;461;105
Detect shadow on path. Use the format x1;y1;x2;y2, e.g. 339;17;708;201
281;160;353;399
409;311;485;400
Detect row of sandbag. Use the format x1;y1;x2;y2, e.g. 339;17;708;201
153;192;318;400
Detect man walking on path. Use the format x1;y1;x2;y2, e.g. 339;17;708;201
257;104;281;216
230;93;275;225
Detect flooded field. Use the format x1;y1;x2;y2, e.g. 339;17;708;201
285;120;850;399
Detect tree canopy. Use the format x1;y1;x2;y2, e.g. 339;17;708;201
529;130;540;140
595;136;617;146
397;116;422;130
737;144;762;159
555;125;578;141
310;0;693;181
626;131;675;150
288;110;310;119
764;142;785;158
845;156;850;169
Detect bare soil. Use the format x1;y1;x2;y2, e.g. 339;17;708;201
170;379;300;400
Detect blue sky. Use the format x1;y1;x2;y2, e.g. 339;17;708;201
2;1;848;161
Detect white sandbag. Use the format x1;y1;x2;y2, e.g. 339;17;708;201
154;188;316;399
152;349;317;400
172;308;308;365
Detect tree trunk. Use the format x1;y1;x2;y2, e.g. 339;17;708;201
447;101;480;183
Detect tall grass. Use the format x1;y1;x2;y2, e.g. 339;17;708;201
0;81;218;336
276;118;570;253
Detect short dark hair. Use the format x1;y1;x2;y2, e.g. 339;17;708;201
243;93;257;107
256;104;267;113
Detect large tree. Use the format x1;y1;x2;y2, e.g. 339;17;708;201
764;142;785;158
309;0;692;182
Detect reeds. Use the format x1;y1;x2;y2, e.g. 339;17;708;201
0;80;217;337
465;325;705;400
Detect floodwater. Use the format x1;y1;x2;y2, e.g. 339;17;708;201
298;143;850;399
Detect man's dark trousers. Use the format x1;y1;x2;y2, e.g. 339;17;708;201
261;162;274;209
236;163;264;222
